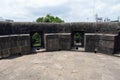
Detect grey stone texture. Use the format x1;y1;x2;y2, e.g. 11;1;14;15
85;33;118;54
1;22;120;35
44;33;71;51
0;34;31;58
0;22;120;55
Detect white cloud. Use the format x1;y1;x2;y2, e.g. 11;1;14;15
27;0;68;7
0;0;120;22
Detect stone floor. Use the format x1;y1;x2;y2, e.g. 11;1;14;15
0;51;120;80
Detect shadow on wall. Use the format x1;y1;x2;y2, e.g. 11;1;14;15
114;32;120;54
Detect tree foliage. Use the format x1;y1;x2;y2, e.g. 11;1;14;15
32;32;41;46
74;32;82;43
36;14;64;23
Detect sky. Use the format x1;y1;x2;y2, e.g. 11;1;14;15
0;0;120;22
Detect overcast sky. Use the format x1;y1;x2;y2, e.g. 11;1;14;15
0;0;120;22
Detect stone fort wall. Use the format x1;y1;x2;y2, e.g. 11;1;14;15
0;34;31;58
0;22;120;58
0;22;120;35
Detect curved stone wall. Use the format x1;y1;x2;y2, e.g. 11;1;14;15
0;22;120;58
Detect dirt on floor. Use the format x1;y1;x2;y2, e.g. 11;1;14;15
0;51;120;80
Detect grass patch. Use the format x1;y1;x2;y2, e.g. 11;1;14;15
32;43;41;47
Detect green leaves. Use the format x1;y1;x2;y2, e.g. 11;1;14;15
32;32;41;47
36;14;64;23
74;32;82;43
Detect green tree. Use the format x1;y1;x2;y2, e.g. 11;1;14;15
32;32;41;47
33;14;64;47
74;32;82;43
36;14;64;23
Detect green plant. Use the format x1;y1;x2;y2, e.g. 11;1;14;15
36;14;64;23
74;32;82;43
32;32;41;46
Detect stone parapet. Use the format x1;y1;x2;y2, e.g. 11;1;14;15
0;34;31;58
85;33;118;54
44;33;71;51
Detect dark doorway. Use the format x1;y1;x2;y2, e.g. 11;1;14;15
30;31;44;51
114;32;120;54
71;31;84;50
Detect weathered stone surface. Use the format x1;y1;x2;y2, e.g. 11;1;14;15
44;33;71;51
0;34;31;58
0;22;120;35
0;22;120;55
84;33;99;52
85;33;118;54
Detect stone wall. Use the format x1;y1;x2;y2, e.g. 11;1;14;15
44;33;71;51
0;22;12;35
10;22;120;34
1;22;120;35
0;22;120;55
0;34;31;58
85;33;118;54
84;33;99;52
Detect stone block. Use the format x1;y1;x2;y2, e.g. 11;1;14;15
21;46;31;54
1;49;10;58
44;33;71;51
0;34;31;58
84;33;99;52
85;33;118;54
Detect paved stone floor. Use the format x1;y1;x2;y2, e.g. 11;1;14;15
0;51;120;80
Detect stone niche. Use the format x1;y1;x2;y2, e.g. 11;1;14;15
44;33;71;51
85;33;118;54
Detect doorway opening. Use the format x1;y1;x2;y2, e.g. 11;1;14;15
71;31;85;51
30;31;44;52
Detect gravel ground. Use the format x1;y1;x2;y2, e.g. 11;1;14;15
0;51;120;80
